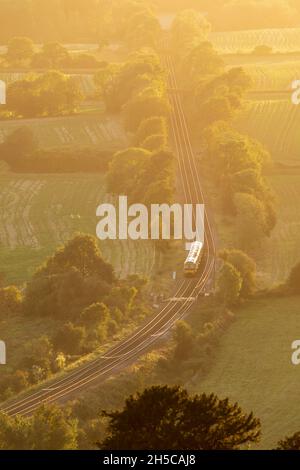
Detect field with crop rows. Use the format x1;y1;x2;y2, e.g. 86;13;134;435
0;173;156;284
0;114;127;149
236;99;300;164
236;60;300;91
210;28;300;54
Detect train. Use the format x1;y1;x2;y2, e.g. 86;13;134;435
184;241;204;277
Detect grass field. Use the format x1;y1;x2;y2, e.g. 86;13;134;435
0;114;127;149
210;28;300;54
0;173;156;284
236;99;300;164
190;296;300;449
257;173;300;287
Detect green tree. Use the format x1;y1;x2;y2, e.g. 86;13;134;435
135;116;167;146
217;262;242;305
287;262;300;294
6;36;34;64
98;385;260;450
219;249;256;297
29;404;78;450
173;321;195;361
171;10;211;51
54;322;86;355
277;431;300;450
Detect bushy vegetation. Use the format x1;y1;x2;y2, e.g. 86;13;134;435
6;70;83;118
0;127;113;173
0;234;151;400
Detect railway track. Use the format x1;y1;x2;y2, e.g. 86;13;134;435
0;52;216;417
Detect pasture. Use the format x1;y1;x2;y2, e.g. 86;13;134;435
0;114;127;149
0;173;156;284
210;28;300;54
191;296;300;449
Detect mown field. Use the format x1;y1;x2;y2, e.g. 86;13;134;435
210;28;300;54
191;296;300;449
236;99;300;164
0;173;156;284
0;114;127;149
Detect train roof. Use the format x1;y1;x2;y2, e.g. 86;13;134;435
185;241;204;264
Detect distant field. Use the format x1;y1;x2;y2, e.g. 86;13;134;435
210;28;300;54
236;99;300;164
0;114;127;149
191;296;300;449
0;173;155;284
238;61;300;91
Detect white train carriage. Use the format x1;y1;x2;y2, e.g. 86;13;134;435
184;241;204;277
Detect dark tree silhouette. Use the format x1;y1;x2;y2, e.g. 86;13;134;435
277;432;300;450
98;385;261;450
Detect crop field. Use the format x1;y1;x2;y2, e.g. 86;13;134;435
0;114;127;149
192;296;300;449
235;60;300;91
210;28;300;54
236;99;300;164
0;173;156;284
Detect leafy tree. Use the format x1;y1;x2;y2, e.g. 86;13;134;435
98;385;260;450
141;134;167;152
37;234;114;282
173;321;195;361
217;262;242;306
219;249;256;297
0;286;23;316
0;413;31;450
22;336;54;372
135;116;167;146
6;36;35;64
54;322;86;355
31;42;70;68
123;89;169;132
80;302;110;326
277;431;300;450
234;192;269;248
287;262;300;294
171;10;211;51
7;71;83;118
181;41;224;83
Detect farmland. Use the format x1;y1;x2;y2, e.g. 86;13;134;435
0;173;156;284
236;99;300;164
192;296;300;449
0;114;127;149
237;61;300;91
210;28;300;54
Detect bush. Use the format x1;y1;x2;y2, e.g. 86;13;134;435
54;323;87;355
141;134;167;152
135;116;167;145
0;286;23;315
